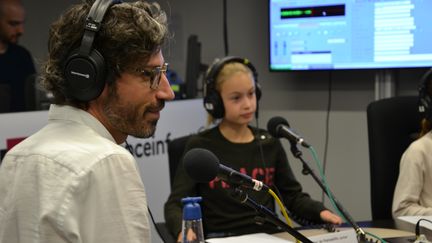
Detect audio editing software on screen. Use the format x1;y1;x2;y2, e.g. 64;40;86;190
269;0;432;70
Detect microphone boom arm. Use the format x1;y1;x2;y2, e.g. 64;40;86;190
230;188;313;243
294;153;368;242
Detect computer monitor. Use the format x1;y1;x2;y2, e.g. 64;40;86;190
269;0;432;71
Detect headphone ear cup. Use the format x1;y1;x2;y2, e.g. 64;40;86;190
255;82;262;101
419;90;432;121
204;91;224;119
418;68;432;121
64;48;106;101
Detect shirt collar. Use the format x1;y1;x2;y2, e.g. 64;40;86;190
48;104;116;143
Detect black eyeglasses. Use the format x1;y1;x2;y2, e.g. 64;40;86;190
135;63;169;90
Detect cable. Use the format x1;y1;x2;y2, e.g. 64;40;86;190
365;231;387;243
256;117;324;240
254;107;289;225
268;188;300;243
268;189;293;227
309;147;344;220
254;104;299;239
308;146;387;243
147;206;165;242
222;0;229;55
321;70;332;203
415;218;432;243
256;114;327;231
255;117;268;168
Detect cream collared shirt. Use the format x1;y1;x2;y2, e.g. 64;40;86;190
0;105;150;243
392;132;432;217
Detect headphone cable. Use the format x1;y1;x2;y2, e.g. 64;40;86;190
147;206;166;242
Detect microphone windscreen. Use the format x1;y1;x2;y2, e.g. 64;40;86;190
267;116;289;138
183;148;220;183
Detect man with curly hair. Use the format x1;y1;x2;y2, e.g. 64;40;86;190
0;0;174;242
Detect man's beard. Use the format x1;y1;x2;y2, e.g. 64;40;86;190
102;86;162;139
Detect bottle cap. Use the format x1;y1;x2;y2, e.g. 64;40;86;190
182;197;202;220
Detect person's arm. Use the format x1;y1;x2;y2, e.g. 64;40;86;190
393;145;432;217
62;153;151;243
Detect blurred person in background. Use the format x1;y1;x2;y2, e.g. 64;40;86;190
0;0;36;112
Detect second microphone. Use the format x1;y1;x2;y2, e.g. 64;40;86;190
183;148;269;192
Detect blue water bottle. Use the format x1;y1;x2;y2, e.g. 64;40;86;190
181;197;205;243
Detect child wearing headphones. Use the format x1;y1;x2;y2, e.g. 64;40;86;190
392;69;432;217
164;57;341;242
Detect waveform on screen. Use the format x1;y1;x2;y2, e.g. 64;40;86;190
280;4;345;19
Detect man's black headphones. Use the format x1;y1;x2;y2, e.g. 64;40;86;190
203;56;262;119
63;0;122;102
419;68;432;121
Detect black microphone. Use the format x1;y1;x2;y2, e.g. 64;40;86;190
183;148;268;191
267;116;310;148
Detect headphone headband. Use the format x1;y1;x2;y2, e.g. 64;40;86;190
64;0;120;102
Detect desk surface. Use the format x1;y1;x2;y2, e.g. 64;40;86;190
362;218;432;240
273;227;414;242
204;220;426;243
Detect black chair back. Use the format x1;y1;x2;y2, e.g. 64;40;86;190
167;135;192;189
367;96;421;220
